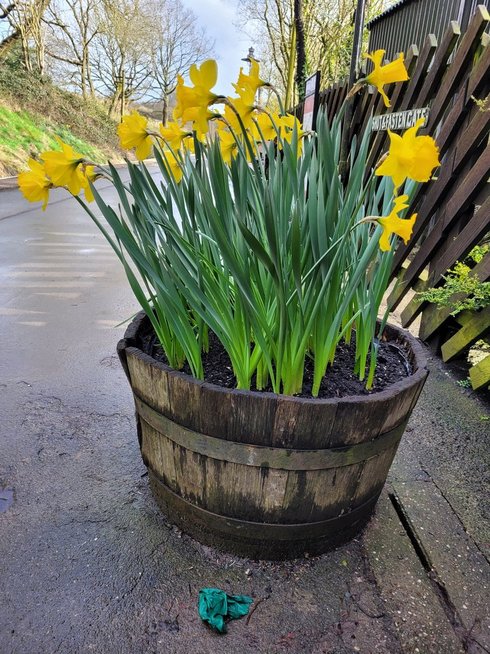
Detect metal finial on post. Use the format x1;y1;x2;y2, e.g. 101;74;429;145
241;47;259;69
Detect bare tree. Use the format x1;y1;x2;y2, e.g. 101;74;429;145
147;0;214;123
91;0;155;118
0;0;50;72
44;0;99;99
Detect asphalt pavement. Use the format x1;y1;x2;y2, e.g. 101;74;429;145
0;178;488;654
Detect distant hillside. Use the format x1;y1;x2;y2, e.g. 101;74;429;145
0;54;123;177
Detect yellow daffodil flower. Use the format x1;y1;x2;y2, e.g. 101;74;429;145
365;50;409;108
183;136;196;154
225;87;257;132
81;165;98;203
277;113;303;157
167;157;183;183
42;139;87;196
189;59;218;95
216;126;238;165
249;112;303;156
161;150;183;183
174;60;219;126
179;105;217;140
376;195;417;251
234;59;267;96
118;112;153;161
173;70;220;138
252;112;278;142
18;158;52;210
173;75;191;119
159;121;190;152
375;118;440;188
278;113;302;139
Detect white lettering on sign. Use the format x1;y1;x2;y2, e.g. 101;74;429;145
372;107;430;131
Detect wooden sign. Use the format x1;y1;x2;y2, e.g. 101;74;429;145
372;107;430;131
302;72;321;131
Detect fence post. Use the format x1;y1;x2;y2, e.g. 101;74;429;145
340;0;367;183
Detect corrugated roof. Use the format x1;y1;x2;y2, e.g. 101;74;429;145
367;0;416;28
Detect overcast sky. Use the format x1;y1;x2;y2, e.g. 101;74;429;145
181;0;254;94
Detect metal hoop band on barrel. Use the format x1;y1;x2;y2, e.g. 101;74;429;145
134;394;407;471
148;469;380;542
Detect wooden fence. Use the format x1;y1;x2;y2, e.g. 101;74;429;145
295;5;490;389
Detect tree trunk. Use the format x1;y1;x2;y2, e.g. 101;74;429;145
81;57;87;100
87;61;95;98
108;88;121;118
20;31;32;72
294;0;307;103
120;54;125;121
32;13;45;74
36;35;45;74
162;95;168;124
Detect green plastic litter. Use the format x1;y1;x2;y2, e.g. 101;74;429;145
198;587;253;633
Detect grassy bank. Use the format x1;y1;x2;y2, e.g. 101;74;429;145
0;54;122;177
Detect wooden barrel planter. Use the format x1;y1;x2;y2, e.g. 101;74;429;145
118;312;428;559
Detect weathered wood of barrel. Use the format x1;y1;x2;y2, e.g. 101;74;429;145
118;312;428;558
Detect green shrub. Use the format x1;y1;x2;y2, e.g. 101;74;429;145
419;244;490;315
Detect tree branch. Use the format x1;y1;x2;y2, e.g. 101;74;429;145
0;3;16;19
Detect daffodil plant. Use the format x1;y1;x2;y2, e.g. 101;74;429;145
19;52;440;396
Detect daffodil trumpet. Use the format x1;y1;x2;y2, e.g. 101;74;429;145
375;117;440;189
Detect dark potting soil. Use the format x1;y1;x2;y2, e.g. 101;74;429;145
142;330;412;399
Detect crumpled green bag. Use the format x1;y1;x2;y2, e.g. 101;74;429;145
198;587;253;633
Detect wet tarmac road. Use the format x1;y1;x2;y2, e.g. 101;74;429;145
0;175;142;403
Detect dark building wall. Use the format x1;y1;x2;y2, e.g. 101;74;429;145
367;0;490;59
